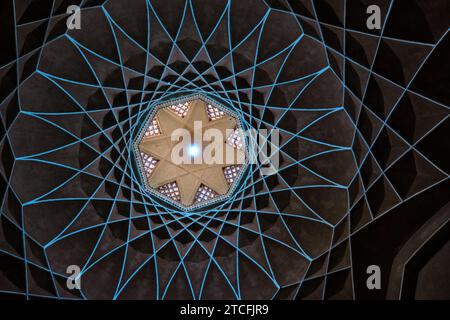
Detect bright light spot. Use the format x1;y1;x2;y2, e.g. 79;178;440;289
188;144;200;157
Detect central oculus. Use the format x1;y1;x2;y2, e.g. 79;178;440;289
188;144;200;157
134;95;247;210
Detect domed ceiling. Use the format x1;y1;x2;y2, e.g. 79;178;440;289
0;0;449;300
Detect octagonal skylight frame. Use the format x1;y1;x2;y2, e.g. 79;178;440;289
133;93;249;212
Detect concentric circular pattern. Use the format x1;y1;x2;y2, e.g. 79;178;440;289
0;0;449;300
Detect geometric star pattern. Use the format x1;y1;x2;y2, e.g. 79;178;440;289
0;0;448;300
136;95;246;209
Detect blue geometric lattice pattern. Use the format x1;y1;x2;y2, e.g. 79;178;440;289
0;0;449;300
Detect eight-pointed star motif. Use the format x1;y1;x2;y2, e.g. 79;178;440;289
139;98;246;207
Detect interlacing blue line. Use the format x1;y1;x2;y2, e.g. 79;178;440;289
2;0;448;300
